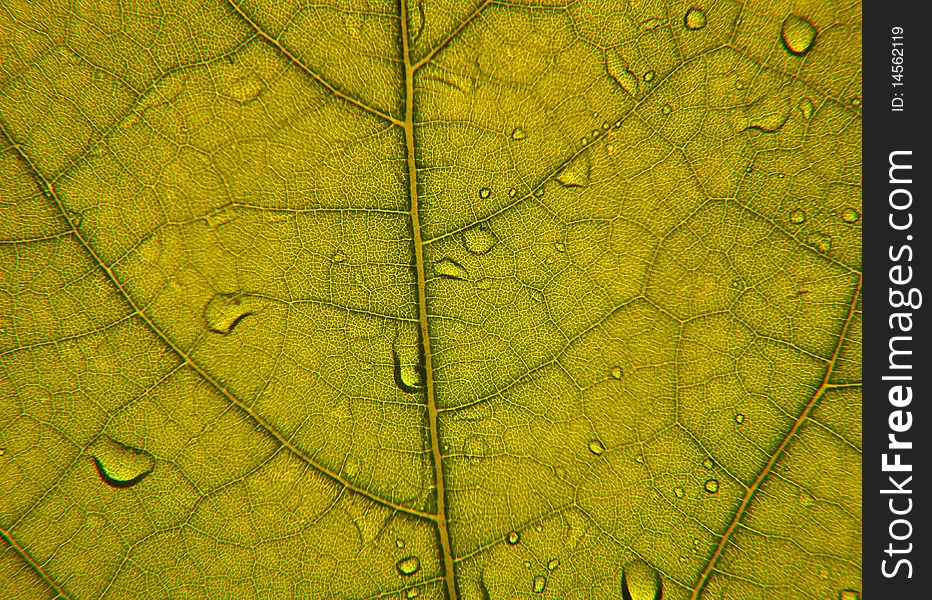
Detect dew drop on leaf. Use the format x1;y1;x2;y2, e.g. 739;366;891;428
479;187;492;199
621;559;662;600
735;413;745;424
684;7;707;30
643;70;655;82
555;155;590;187
851;97;861;107
610;366;623;380
662;105;672;115
204;293;254;335
799;98;815;120
506;530;521;545
396;556;421;576
789;209;806;224
511;127;527;141
532;575;547;593
808;233;832;253
0;448;6;456
674;487;685;498
641;18;662;31
839;590;859;600
842;207;860;223
509;187;518;198
533;188;545;198
547;558;560;571
588;439;606;456
331;250;346;263
781;15;818;55
89;435;155;488
396;538;406;549
434;258;469;280
702;457;714;469
462;224;497;255
605;50;639;96
704;479;719;494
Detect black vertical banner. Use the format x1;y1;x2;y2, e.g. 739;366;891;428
863;1;930;597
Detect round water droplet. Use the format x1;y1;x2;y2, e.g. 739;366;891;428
662;104;672;115
555;155;590;188
684;7;707;30
507;530;521;545
602;120;611;130
331;250;346;263
532;575;547;593
524;560;532;569
588;439;606;456
735;413;745;424
434;258;469;280
702;457;714;469
839;590;859;600
204;293;255;335
841;207;860;223
509;188;518;198
0;448;6;456
396;538;406;549
789;209;806;224
89;435;155;488
511;127;527;141
622;560;662;600
781;15;818;56
704;479;719;494
643;71;655;82
610;366;623;380
547;558;560;571
462;224;497;255
798;98;815;120
396;556;420;576
674;487;685;498
479;187;492;199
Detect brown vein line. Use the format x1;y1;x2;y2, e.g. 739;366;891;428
689;274;862;600
0;526;74;600
223;0;404;128
400;0;458;597
0;120;435;524
411;0;493;71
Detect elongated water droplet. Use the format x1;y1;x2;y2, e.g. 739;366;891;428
435;258;469;280
735;413;745;424
606;50;639;96
611;366;623;380
789;209;806;224
684;7;707;30
393;325;424;393
781;15;817;55
507;530;521;545
842;207;860;223
704;479;719;494
204;293;254;335
547;558;560;571
462;224;497;255
799;98;814;120
839;590;858;600
641;18;662;31
511;127;527;141
479;187;492;199
555;154;590;187
90;435;154;488
532;575;547;593
589;439;606;456
643;70;655;82
622;560;662;600
397;556;421;576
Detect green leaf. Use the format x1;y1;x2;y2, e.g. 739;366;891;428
0;0;861;599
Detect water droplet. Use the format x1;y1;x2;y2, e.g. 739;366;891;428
434;258;469;280
781;15;818;55
839;590;859;600
789;209;806;224
588;439;606;456
799;491;816;507
511;127;527;141
331;250;346;263
684;7;707;30
0;448;6;456
478;187;492;199
555;242;565;252
393;325;425;394
555;155;590;187
635;455;644;464
476;277;493;290
808;233;832;253
610;366;623;379
547;558;560;571
535;523;544;533
393;352;425;394
406;588;420;599
532;575;547;593
89;435;155;488
662;104;672;115
396;556;421;576
462;224;497;255
674;487;685;498
842;207;860;223
851;97;861;107
799;98;815;120
506;530;521;545
643;70;655;82
702;457;714;469
641;18;663;31
509;188;518;198
606;50;639;96
524;560;532;569
735;413;745;424
533;188;545;198
704;479;719;494
602;121;611;130
622;560;662;600
229;73;263;104
396;538;406;548
204;293;255;335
